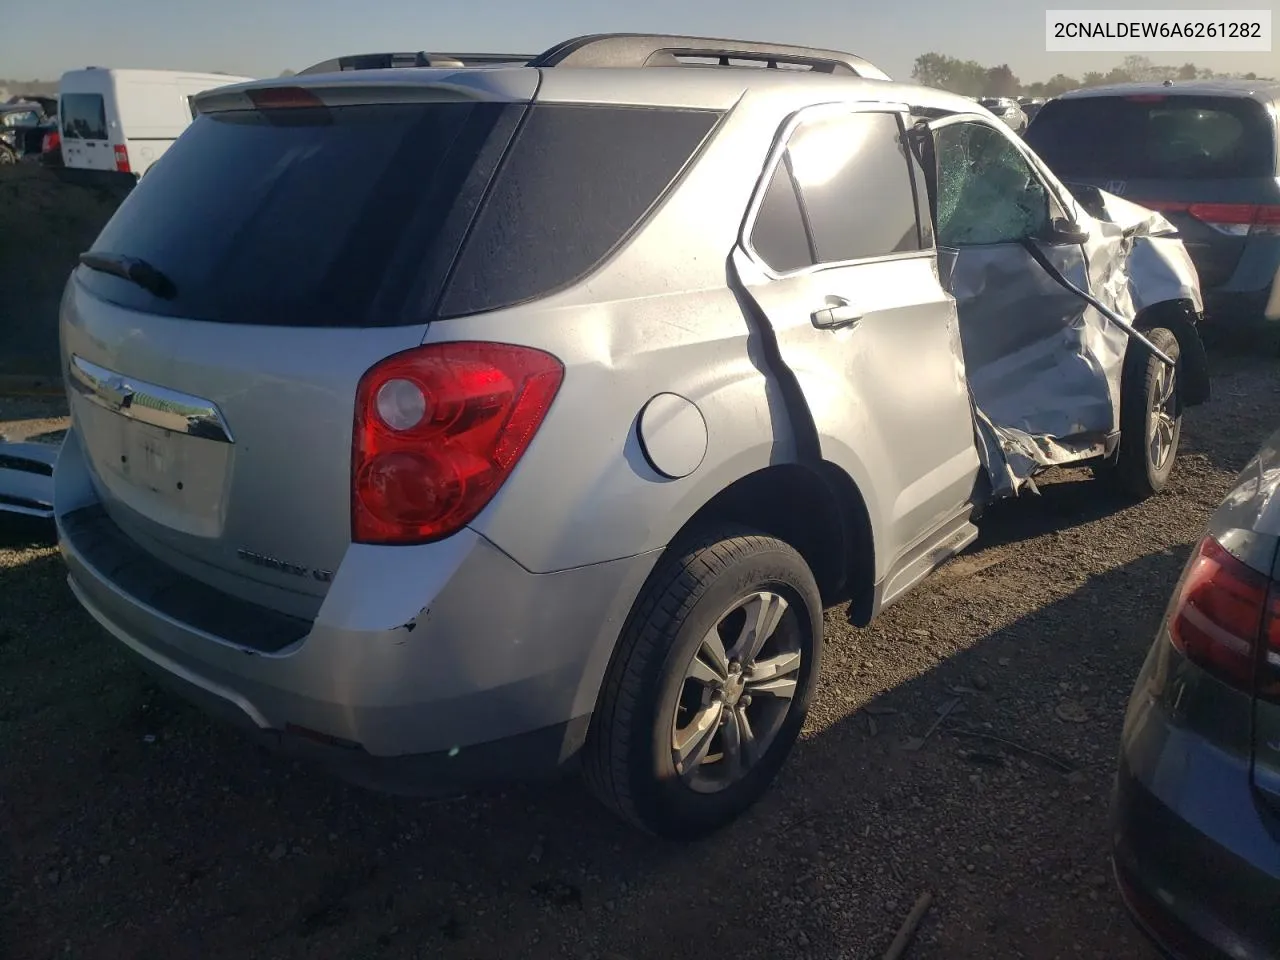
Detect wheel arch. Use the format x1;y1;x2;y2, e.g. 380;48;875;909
662;461;876;621
1133;297;1210;407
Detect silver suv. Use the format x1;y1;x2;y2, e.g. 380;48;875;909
54;34;1210;839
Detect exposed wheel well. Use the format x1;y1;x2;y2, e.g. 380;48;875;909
1132;297;1210;407
667;463;876;621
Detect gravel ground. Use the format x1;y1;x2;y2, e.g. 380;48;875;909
3;348;1278;960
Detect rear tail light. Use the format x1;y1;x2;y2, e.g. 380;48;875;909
1168;535;1279;692
1186;203;1280;237
351;342;564;545
1125;201;1280;236
113;143;131;173
42;130;59;153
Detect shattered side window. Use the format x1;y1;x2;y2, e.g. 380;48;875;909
935;123;1050;247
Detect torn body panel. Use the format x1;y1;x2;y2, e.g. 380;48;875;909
932;124;1204;496
1071;184;1204;316
938;241;1127;496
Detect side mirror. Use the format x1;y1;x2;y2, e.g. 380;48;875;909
1039;217;1090;245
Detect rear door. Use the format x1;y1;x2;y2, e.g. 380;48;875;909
916;114;1124;494
1026;94;1280;290
733;103;982;560
59;91;114;170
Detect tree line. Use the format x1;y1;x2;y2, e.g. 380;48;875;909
911;53;1270;99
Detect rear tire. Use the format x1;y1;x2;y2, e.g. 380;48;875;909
583;526;823;840
1110;327;1181;499
0;146;15;165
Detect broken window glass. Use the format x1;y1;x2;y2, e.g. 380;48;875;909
935;123;1049;247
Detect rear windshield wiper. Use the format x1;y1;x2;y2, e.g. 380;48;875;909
78;252;177;300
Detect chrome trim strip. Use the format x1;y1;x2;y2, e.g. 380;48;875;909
69;355;235;444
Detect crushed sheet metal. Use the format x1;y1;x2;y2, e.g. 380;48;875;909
0;440;59;519
942;241;1125;498
1073;185;1203;315
946;187;1203;497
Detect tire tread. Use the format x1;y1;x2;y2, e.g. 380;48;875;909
582;526;805;834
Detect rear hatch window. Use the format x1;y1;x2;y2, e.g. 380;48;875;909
61;93;108;141
78;97;720;328
1025;94;1276;180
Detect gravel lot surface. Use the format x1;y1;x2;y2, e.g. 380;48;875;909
3;347;1277;960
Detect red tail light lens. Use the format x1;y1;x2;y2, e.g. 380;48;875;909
352;342;563;545
42;130;59;153
1168;536;1270;690
1181;203;1280;237
1251;205;1280;235
113;143;131;173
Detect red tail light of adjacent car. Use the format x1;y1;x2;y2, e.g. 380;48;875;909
1168;535;1280;694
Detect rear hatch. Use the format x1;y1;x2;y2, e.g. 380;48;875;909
61;77;537;614
62;73;723;616
1025;93;1280;288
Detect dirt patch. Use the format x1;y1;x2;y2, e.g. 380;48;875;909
0;165;126;377
1;348;1276;960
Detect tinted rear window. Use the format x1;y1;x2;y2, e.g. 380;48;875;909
1025;95;1275;180
79;100;719;328
438;104;720;318
61;93;107;140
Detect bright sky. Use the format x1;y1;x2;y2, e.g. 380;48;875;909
3;0;1277;83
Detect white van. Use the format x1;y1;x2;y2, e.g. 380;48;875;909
57;68;253;178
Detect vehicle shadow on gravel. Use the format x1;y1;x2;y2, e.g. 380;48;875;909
4;531;1177;960
782;545;1188;959
0;513;56;550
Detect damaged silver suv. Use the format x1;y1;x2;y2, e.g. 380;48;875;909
54;34;1209;839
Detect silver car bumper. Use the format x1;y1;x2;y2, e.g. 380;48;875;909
56;455;657;790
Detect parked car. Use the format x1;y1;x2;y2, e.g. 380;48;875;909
0;98;57;164
56;67;254;179
1018;96;1048;123
55;33;1209;839
1113;426;1280;958
1026;80;1280;331
978;96;1028;133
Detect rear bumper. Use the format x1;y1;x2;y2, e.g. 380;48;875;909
56;439;658;791
1200;235;1280;325
1202;287;1274;326
1112;675;1280;959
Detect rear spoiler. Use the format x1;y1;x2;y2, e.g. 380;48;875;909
297;52;533;74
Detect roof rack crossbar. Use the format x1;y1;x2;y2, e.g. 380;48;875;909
527;33;891;80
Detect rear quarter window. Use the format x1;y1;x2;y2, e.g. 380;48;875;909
61;93;108;141
438;104;721;318
1025;95;1276;180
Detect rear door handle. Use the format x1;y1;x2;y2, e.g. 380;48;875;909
811;300;862;330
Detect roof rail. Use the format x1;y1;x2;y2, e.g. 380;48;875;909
297;51;533;75
528;33;891;80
